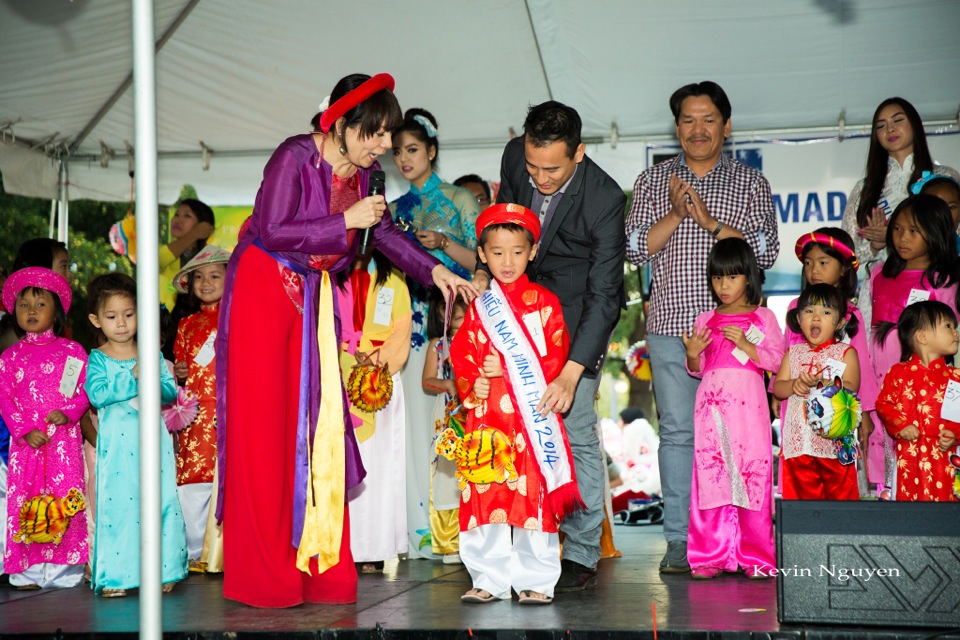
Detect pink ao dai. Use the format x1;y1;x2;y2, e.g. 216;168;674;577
0;330;90;573
686;308;785;573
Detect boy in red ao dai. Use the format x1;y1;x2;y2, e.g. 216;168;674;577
448;204;582;604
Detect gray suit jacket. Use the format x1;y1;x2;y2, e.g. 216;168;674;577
496;136;626;375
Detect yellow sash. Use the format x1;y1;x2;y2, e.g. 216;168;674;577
296;271;345;574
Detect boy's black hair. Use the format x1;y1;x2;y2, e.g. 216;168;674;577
896;300;957;363
453;174;491;200
13;238;68;272
706;237;763;306
786;283;858;341
799;227;859;301
478;222;535;249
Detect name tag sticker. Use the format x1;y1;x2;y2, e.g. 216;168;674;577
373;288;394;326
522;311;548;357
193;330;217;368
824;358;847;381
942;380;960;423
907;288;930;307
732;324;766;365
59;355;83;398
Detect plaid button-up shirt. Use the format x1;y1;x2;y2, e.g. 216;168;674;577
625;153;779;336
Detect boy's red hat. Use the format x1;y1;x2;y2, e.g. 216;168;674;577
476;203;541;243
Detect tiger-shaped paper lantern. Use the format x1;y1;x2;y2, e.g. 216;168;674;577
14;488;86;545
435;426;517;491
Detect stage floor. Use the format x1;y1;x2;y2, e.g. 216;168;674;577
0;524;954;638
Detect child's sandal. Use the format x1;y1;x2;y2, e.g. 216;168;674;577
101;588;127;598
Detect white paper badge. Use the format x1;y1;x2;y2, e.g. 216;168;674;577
59;355;83;398
942;379;960;423
373;288;394;326
732;324;766;365
907;288;931;307
193;330;217;368
824;358;847;381
522;311;548;357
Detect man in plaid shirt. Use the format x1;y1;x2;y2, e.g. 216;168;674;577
624;81;779;573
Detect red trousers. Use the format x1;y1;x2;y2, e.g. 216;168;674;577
781;454;859;500
223;246;357;608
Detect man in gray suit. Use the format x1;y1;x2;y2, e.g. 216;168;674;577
478;101;626;591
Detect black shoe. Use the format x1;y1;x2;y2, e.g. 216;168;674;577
659;540;690;574
555;559;598;592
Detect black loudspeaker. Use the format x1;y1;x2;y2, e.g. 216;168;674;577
776;499;960;628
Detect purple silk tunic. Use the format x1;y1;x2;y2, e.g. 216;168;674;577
214;134;439;532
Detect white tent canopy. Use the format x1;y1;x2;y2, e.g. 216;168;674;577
2;0;960;205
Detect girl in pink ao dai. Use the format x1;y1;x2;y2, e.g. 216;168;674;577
682;238;785;580
0;268;89;589
869;194;960;496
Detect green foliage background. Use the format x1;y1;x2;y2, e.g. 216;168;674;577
0;177;137;349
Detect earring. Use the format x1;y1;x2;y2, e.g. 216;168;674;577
339;143;347;156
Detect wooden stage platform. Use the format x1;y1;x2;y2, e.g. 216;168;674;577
1;524;955;638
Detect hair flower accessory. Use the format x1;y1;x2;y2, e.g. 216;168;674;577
910;170;960;195
318;95;331;112
413;114;438;139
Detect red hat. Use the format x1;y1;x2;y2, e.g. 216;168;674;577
2;267;72;314
476;203;541;244
319;73;395;134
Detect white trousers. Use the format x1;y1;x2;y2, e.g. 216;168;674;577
177;482;212;560
459;524;560;599
10;562;84;589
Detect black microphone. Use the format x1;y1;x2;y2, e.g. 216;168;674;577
357;170;385;258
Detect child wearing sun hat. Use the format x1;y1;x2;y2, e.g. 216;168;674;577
171;245;231;573
0;267;90;590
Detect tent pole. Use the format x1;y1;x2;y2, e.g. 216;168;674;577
56;159;69;243
132;0;163;637
48;200;57;239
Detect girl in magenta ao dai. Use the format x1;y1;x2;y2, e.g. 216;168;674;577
0;268;89;589
682;239;785;580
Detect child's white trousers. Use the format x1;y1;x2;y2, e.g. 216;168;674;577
459;523;560;599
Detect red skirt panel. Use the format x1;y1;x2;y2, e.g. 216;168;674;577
222;245;356;608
